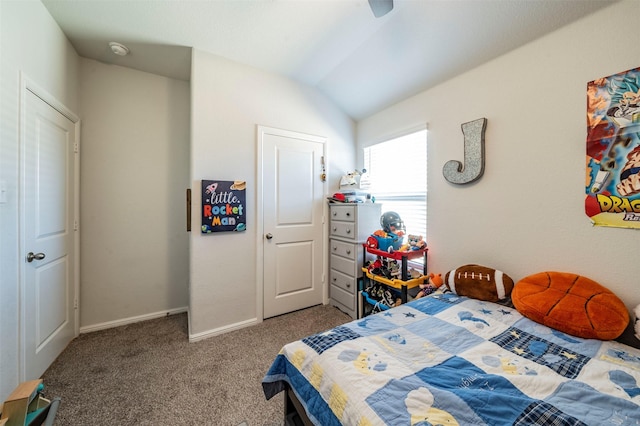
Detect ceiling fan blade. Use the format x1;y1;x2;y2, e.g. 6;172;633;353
368;0;393;18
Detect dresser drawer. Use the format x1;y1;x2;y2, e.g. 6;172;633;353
330;221;355;239
330;254;357;277
330;268;356;294
330;205;356;222
329;239;357;260
330;284;355;311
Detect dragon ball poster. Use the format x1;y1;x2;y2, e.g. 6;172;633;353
201;180;246;233
586;66;640;229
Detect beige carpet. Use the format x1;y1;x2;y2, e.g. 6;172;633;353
41;305;350;425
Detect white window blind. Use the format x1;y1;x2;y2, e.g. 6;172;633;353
364;129;427;238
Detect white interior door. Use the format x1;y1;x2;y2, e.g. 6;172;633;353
259;127;326;319
22;88;77;379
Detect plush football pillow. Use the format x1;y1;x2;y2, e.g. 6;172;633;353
444;264;514;302
512;271;629;340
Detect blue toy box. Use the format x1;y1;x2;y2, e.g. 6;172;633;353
374;233;403;251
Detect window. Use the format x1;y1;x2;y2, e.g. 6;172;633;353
363;128;427;239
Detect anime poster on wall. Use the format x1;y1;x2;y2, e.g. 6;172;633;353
586;66;640;229
201;180;246;233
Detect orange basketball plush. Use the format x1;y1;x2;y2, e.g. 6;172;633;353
512;271;629;340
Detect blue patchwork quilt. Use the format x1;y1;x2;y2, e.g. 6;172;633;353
262;293;640;425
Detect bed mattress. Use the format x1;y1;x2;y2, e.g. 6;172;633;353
263;292;640;425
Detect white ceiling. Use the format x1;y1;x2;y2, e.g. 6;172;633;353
41;0;616;120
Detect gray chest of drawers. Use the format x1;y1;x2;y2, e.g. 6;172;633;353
329;203;381;318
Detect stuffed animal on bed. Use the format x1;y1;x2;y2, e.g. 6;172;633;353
415;273;443;299
444;264;514;302
512;271;629;340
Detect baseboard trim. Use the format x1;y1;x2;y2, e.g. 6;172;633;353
188;317;260;343
79;306;188;334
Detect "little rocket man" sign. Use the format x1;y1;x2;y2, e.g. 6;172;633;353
201;180;246;233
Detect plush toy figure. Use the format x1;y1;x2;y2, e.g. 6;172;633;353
415;273;443;299
407;234;426;251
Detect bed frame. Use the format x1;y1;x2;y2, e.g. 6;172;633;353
284;386;313;426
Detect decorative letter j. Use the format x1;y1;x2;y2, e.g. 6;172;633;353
443;118;487;185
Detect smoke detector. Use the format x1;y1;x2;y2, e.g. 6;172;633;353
109;42;129;56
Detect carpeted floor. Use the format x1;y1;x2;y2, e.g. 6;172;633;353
41;304;350;425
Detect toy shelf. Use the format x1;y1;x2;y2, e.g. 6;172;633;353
360;290;391;313
361;269;425;290
364;246;427;261
359;245;428;317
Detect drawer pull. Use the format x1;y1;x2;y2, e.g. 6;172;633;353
333;277;337;282
333;211;337;216
346;212;351;216
346;283;351;288
333;246;337;251
346;249;351;255
333;227;337;232
346;229;351;234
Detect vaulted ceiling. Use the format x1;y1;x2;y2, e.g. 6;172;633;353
41;0;616;120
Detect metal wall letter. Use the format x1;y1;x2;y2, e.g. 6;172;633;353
442;118;487;185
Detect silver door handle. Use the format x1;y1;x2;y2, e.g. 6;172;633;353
265;233;273;240
27;252;45;262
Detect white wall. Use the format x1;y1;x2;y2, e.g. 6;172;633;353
358;0;640;311
0;2;190;399
0;0;79;401
189;50;355;338
78;58;190;330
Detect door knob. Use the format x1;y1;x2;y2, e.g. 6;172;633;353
265;233;273;240
27;252;45;263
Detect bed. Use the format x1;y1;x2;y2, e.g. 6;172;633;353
262;291;640;425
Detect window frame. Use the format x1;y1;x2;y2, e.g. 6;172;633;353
362;125;428;264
